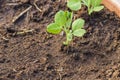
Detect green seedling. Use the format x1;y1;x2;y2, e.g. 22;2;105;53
47;10;86;45
67;0;104;15
82;0;104;15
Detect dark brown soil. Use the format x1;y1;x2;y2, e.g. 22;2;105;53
0;0;120;80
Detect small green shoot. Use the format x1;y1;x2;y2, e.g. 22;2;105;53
47;10;86;45
82;0;104;15
67;0;104;15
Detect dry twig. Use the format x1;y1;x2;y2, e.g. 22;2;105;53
6;3;21;6
33;2;42;12
0;33;9;41
14;29;35;36
12;5;32;23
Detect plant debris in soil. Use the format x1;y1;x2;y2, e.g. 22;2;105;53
0;0;120;80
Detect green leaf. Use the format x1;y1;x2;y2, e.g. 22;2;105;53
55;10;67;26
65;11;73;28
93;6;104;11
47;23;62;34
73;29;86;37
94;0;102;6
67;0;82;11
91;0;95;6
72;18;85;31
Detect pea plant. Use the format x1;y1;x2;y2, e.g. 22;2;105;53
82;0;104;15
47;10;86;45
67;0;104;15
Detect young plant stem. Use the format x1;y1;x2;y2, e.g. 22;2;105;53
63;26;69;45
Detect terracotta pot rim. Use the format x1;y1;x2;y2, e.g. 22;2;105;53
102;0;120;17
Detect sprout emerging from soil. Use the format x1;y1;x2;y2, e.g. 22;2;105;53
47;10;86;45
67;0;104;15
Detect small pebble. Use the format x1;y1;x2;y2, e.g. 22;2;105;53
106;69;114;77
112;70;120;78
